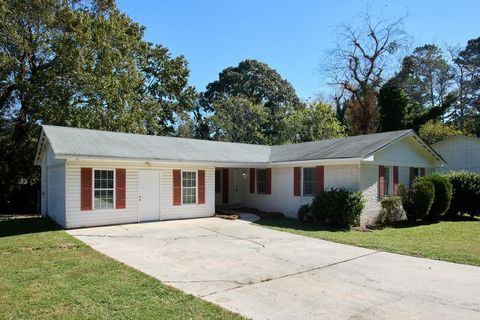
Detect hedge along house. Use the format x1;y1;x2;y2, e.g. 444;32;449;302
35;125;445;229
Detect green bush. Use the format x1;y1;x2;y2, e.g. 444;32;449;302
377;196;403;225
445;171;480;217
311;188;365;228
399;180;435;223
297;204;312;222
398;184;415;222
416;174;452;218
413;180;435;220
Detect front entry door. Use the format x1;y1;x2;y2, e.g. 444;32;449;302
138;170;160;221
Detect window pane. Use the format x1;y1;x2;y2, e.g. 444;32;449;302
303;168;316;196
94;190;101;208
93;170;115;209
384;168;390;195
256;169;266;194
257;169;265;182
257;182;266;194
182;171;197;204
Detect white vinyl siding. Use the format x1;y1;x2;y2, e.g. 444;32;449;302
161;168;214;220
44;144;66;227
64;161;215;228
245;165;360;219
433;136;480;173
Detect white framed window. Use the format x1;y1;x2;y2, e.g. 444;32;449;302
256;169;266;194
94;169;115;209
303;167;316;196
384;167;391;196
182;171;197;204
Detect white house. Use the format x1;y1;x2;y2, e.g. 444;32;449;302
432;135;480;173
35;125;445;228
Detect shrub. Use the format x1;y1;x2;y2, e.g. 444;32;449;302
398;184;415;222
445;171;480;217
297;204;312;222
416;174;452;219
398;181;435;223
412;180;435;220
311;188;365;228
377;196;403;225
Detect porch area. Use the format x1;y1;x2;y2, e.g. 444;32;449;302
214;168;251;211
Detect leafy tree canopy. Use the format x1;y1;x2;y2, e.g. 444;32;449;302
451;37;480;134
286;102;345;143
397;44;454;109
0;0;196;211
201;59;302;144
209;96;268;144
378;78;412;132
379;44;459;132
418;120;464;145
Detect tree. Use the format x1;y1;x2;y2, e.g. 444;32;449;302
0;0;196;212
201;59;302;144
286;102;345;142
377;78;412;131
380;44;456;131
209;96;268;144
396;45;454;111
450;37;480;134
324;13;408;134
418;120;463;145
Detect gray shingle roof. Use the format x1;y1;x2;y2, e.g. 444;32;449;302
42;125;271;163
270;130;412;162
41;125;415;164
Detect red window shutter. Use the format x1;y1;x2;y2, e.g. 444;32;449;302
222;168;229;203
81;168;92;211
265;168;272;194
409;167;415;186
173;169;181;206
198;170;205;204
116;168;126;209
293;167;301;196
393;166;399;195
316;166;324;194
420;168;425;176
378;165;385;199
250;168;255;193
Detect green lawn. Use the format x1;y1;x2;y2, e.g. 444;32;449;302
0;218;245;320
255;217;480;266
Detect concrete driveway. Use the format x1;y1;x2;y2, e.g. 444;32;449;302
68;218;480;320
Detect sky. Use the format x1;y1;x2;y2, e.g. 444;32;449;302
116;0;480;100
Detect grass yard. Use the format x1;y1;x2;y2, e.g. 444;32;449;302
255;217;480;266
0;217;245;320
